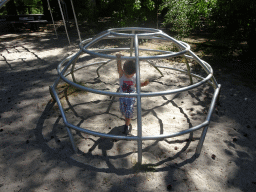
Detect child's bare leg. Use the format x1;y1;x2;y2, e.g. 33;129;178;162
125;117;131;126
123;117;131;135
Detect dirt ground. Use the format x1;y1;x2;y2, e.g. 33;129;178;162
0;28;256;192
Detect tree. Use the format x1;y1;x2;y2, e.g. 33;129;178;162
160;0;217;37
160;0;255;54
93;0;157;26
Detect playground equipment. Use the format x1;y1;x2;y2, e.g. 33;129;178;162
0;0;10;9
49;27;221;164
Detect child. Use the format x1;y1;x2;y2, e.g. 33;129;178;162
116;54;149;135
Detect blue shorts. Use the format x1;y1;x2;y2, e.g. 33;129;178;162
119;97;136;119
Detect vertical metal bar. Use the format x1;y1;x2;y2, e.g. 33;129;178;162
134;34;143;164
184;56;193;85
130;30;135;57
196;84;221;155
66;127;78;152
57;0;71;45
46;0;58;39
195;125;208;155
70;0;82;43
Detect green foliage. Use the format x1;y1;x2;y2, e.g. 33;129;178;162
96;0;157;27
72;0;96;22
160;0;217;37
0;0;43;15
112;0;154;26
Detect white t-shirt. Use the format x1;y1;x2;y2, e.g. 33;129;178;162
119;74;136;93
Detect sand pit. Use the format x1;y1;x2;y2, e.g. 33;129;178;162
0;30;256;191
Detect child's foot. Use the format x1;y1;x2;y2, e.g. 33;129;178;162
123;125;129;135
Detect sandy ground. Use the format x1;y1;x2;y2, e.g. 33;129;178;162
0;30;256;192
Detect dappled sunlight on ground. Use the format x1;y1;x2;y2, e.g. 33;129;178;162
0;29;256;191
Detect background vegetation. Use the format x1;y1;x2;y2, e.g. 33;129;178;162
1;0;255;55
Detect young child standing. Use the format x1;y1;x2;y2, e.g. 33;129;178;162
116;54;149;135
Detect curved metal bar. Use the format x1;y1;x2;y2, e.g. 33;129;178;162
66;122;139;140
108;27;162;33
53;83;213;142
50;85;216;145
140;50;187;60
196;84;221;155
139;72;213;97
160;32;190;51
89;47;175;55
79;38;93;48
50;77;213;143
66;60;215;90
183;54;218;87
141;121;209;140
50;27;221;164
57;51;82;77
79;28;189;60
206;84;221;122
57;0;70;45
52;51;80;90
55;55;215;101
92;48;130;53
109;31;163;38
58;66;213;98
78;48;188;61
56;56;214;96
188;50;218;88
138;48;174;54
49;85;69;125
155;65;214;87
93;47;183;57
64;120;209;141
98;35;170;41
178;40;191;50
50;85;211;142
108;27;162;37
79;31;110;51
56;54;213;98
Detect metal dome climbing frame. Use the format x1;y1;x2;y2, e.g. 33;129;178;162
49;27;221;164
